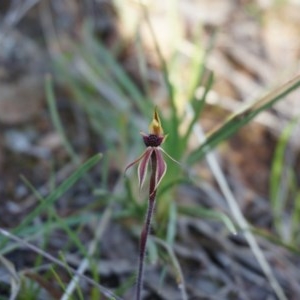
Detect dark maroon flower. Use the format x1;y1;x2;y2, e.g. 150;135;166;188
125;107;176;193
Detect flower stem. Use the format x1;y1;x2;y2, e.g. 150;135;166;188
136;153;157;300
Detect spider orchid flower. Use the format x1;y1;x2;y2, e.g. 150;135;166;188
125;107;175;195
126;107;179;300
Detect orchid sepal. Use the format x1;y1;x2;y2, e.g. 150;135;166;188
125;150;150;174
151;148;167;195
137;147;153;190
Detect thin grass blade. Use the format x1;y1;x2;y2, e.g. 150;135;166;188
270;116;300;234
178;205;237;235
188;74;300;164
45;75;80;163
13;154;102;235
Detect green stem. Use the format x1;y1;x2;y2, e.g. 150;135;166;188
136;153;157;300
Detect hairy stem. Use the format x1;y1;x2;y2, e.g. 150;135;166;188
136;153;157;300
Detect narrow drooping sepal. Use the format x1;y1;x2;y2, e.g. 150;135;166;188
125;150;150;174
137;147;153;190
152;148;167;194
158;146;181;166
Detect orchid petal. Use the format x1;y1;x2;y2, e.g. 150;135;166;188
152;148;167;193
138;147;153;190
140;131;148;138
125;150;149;174
158;147;181;166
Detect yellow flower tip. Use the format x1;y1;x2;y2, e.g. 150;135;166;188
149;119;162;135
149;107;164;135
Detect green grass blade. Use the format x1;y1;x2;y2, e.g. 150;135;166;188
14;154;102;234
82;26;150;116
142;7;180;152
291;191;300;244
252;227;300;255
45;75;79;163
178;205;237;235
50;265;68;297
13;171;95;263
188;74;300;164
0;213;98;256
0;228;121;300
187;29;216;99
151;236;188;300
270;116;300;233
166;202;177;245
182;71;214;149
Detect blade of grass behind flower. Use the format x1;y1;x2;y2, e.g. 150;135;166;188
166;202;177;246
76;49;129;105
54;58;134;147
182;70;214;150
20;176;90;258
0;254;20;300
50;266;69;298
252;227;300;256
291;191;300;244
134;31;151;100
0;228;122;300
178;206;237;235
188;73;300;164
151;236;188;300
74;58;129;111
45;75;79;164
13;154;102;235
82;25;150;116
189;117;287;300
59;55;147;147
54;57;94;108
0;214;97;256
142;6;180;152
270;116;300;235
187;28;216;99
61;207;112;300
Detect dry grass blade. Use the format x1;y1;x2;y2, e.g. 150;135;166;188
1;0;41;31
0;254;20;300
60;207;112;300
151;237;188;300
0;228;122;300
187;104;288;300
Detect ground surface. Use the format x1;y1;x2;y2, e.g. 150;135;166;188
0;1;300;300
